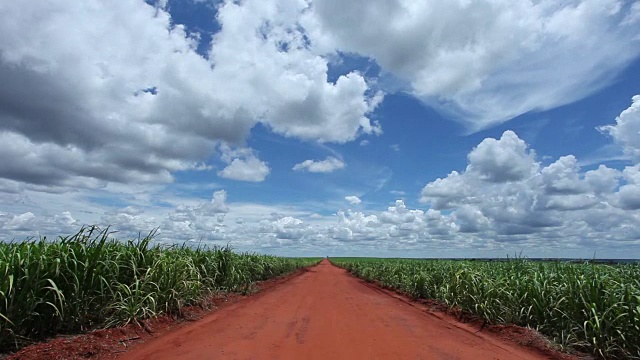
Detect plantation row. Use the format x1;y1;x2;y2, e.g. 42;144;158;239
0;227;318;351
331;258;640;359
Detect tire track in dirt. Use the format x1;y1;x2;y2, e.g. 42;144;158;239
118;259;552;360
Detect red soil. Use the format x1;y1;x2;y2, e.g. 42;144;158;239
7;260;586;360
3;268;306;360
117;259;571;360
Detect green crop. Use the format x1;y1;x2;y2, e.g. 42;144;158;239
0;226;318;351
331;258;640;359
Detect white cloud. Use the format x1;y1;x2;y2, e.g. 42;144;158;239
0;1;230;189
330;210;380;241
0;0;379;191
292;156;345;173
389;144;400;152
1;177;639;257
345;195;361;205
585;165;621;194
209;0;382;143
610;165;640;210
4;0;637;196
2;0;640;258
156;190;233;242
467;130;537;183
359;140;370;146
611;184;640;210
599;95;640;160
1;209;82;237
209;190;230;213
452;205;491;233
421;130;640;242
154;0;169;9
379;200;420;225
259;216;308;240
218;157;270;182
218;146;270;182
305;0;640;130
1;212;36;231
541;156;589;195
420;170;474;210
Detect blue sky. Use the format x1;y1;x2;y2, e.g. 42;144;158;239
1;0;640;258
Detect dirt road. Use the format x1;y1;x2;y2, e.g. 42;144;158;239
119;260;548;360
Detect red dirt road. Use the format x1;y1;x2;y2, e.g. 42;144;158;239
119;260;548;360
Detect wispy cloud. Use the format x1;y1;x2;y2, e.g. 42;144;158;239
293;157;346;173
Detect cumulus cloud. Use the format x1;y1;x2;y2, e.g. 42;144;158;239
2;0;640;257
0;0;379;191
1;212;36;232
327;201;432;244
218;157;270;182
4;0;637;195
421;130;639;240
1;178;638;256
599;95;640;160
208;190;230;213
152;190;232;241
345;195;361;205
0;1;229;188
0;210;80;237
7;128;633;256
467;131;537;183
259;216;308;240
218;146;270;182
292;156;345;173
305;0;640;130
610;165;640;210
452;205;490;233
330;210;380;241
211;0;384;143
420;170;474;210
